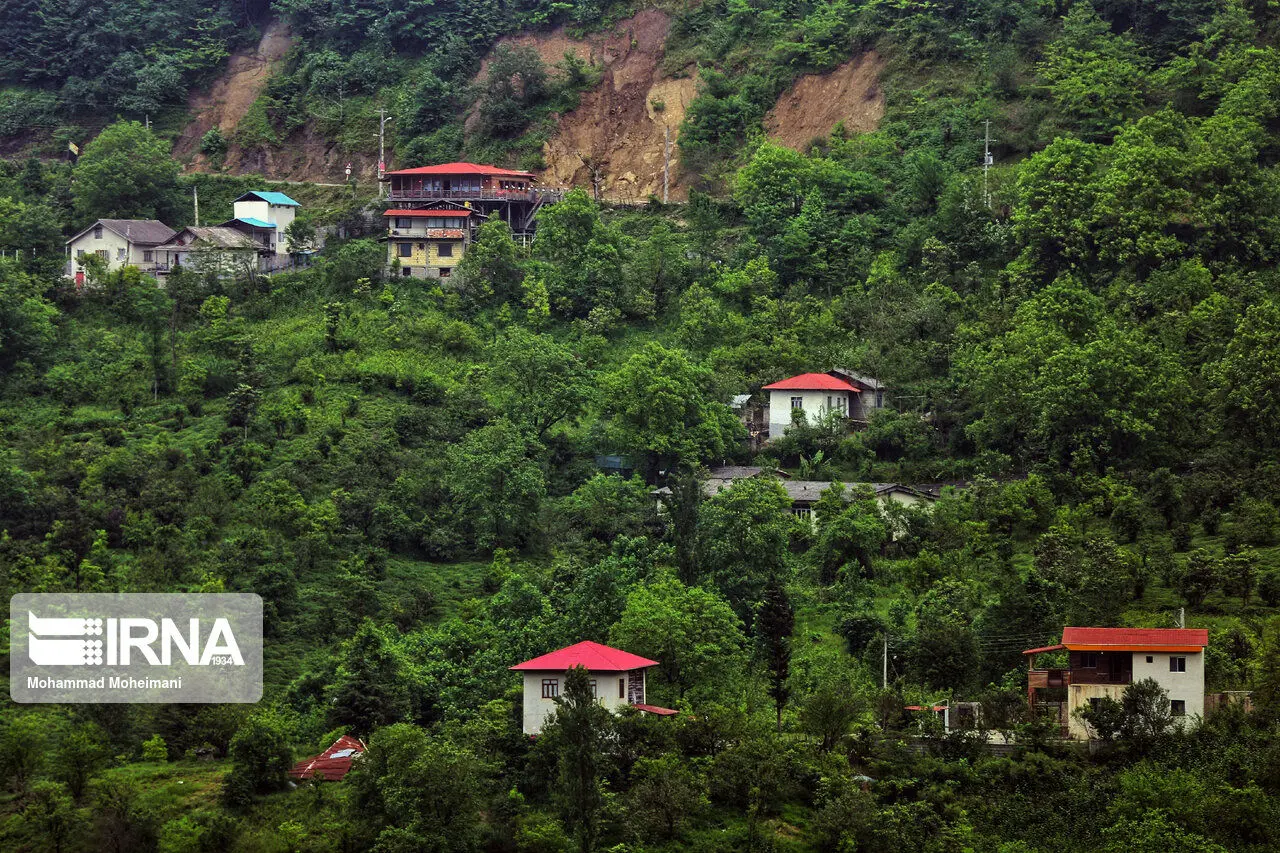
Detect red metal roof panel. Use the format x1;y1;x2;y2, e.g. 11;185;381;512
511;641;659;672
1022;644;1066;655
288;735;366;781
1061;627;1208;648
633;704;679;716
384;162;535;178
762;373;861;392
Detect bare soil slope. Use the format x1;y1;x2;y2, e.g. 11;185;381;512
513;10;697;202
174;21;296;163
765;53;885;150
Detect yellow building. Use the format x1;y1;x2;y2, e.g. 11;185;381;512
384;208;473;279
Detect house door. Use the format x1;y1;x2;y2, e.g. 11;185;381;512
442;179;452;193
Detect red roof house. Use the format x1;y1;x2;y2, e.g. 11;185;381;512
762;373;861;392
512;642;674;734
760;371;889;439
1024;627;1209;739
288;735;366;782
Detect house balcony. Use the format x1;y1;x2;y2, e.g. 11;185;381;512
387;228;469;240
1028;669;1070;690
385;188;565;203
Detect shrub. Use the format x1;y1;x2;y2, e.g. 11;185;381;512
141;734;168;762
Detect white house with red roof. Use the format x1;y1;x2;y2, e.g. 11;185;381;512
1024;627;1209;739
510;641;677;734
760;370;888;440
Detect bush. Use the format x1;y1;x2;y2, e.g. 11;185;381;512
141;734;168;762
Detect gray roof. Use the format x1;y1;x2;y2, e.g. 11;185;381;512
829;368;886;391
159;226;259;250
68;219;176;246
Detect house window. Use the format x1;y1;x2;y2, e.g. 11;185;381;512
618;679;625;699
1171;699;1186;716
116;248;126;261
875;390;884;408
95;250;109;262
397;242;413;258
791;396;803;409
439;268;451;278
143;251;153;262
1170;656;1186;673
438;242;454;257
93;225;103;239
1088;697;1105;712
1080;652;1098;668
76;249;85;260
401;267;412;277
791;507;813;522
1146;656;1153;664
395;217;413;229
588;680;598;698
541;679;559;699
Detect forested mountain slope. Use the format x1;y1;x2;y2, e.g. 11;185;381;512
7;1;1280;852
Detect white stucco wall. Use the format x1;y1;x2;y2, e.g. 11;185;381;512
767;389;854;438
521;670;642;734
67;229;161;278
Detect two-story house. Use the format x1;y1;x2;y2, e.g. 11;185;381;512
511;641;677;735
384;208;472;279
221;191;299;256
1024;627;1209;739
761;370;889;440
65;219;176;284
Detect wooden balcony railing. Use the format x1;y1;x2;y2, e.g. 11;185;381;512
386;188;565;203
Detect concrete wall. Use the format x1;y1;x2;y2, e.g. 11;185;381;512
521;669;642;735
767;389;853;438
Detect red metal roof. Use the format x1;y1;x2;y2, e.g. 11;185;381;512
1022;644;1066;656
288;735;366;782
762;373;861;392
511;641;659;672
383;162;535;178
633;704;679;716
383;209;474;217
1061;627;1208;649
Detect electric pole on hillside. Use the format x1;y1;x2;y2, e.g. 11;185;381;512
378;109;389;198
193;185;199;226
981;120;996;208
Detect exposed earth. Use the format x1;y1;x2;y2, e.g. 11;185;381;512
764;52;886;151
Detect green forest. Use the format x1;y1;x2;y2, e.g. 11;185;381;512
8;0;1280;851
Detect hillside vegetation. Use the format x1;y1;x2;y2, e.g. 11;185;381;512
7;1;1280;852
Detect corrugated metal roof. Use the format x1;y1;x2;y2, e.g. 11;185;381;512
235;191;300;206
384;162;535;178
158;226;258;250
633;704;679;716
1061;627;1208;648
762;373;861;392
511;641;658;672
288;735;366;782
68;219;176;246
231;217;275;229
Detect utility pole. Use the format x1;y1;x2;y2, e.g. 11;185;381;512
378;110;386;198
981;120;996;208
662;125;670;205
883;635;888;689
193;186;199;226
1178;607;1185;629
145;114;150;132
